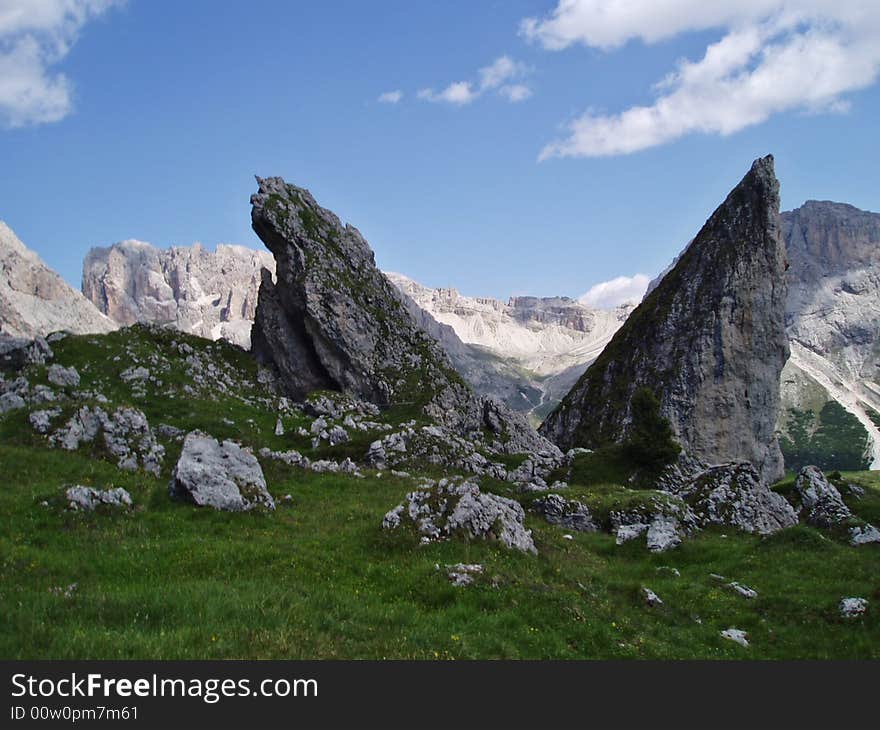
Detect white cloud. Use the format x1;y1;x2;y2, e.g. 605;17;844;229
579;274;650;309
499;84;532;102
478;55;529;91
418;81;478;105
0;0;121;127
377;89;403;104
521;1;880;158
419;55;533;105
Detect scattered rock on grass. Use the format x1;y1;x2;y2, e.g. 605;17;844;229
642;587;663;607
445;563;483;587
656;566;681;577
65;485;132;511
727;582;758;599
47;364;80;388
839;597;868;618
41;405;164;475
720;628;749;648
849;524;880;546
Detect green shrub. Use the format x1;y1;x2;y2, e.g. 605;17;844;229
622;388;681;474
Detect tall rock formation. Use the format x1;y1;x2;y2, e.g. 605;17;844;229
0;221;116;338
540;156;789;482
82;241;274;349
249;176;556;454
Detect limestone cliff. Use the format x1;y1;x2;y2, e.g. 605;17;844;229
82;240;274;349
0;221;116;338
777;201;880;469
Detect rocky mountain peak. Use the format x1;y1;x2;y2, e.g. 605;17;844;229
779;198;880;469
82;239;274;349
0;221;117;338
540;155;789;482
784;199;879;276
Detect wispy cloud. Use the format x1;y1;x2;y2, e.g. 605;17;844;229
498;84;532;103
521;1;880;159
579;274;650;309
418;55;533;106
377;89;403;104
0;0;122;128
418;81;477;105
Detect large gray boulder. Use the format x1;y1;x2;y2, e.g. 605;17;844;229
541;156;789;483
0;391;26;414
170;431;275;511
249;176;556;456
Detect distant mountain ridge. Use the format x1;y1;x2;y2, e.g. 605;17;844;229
0;221;116;338
82;240;275;349
386;272;633;421
778;200;880;470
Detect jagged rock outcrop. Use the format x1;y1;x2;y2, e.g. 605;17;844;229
249;176;557;456
648;199;880;472
82;240;274;349
540;156;789;483
532;494;598;533
382;478;537;553
792;465;852;527
0;221;116;338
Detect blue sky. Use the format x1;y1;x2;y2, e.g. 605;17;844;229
1;1;878;303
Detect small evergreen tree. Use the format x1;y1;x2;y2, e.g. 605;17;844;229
623;387;681;473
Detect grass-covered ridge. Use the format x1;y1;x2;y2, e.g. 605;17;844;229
1;327;878;659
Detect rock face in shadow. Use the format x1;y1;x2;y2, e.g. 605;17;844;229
540;156;789;483
249;176;556;455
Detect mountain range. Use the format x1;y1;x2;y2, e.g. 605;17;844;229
0;193;877;472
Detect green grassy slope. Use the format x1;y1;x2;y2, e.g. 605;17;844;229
1;328;878;659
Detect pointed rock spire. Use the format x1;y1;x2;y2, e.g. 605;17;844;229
540;155;789;482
